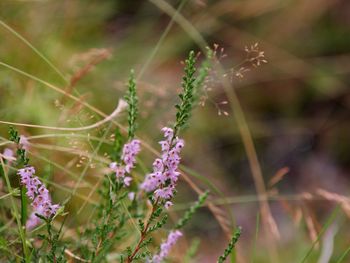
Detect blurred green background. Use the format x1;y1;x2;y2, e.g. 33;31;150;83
1;0;350;262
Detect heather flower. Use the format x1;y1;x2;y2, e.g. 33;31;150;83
161;127;174;140
109;139;141;186
123;176;132;187
109;162;125;178
122;139;141;173
140;127;185;205
150;230;182;263
128;192;135;201
2;148;15;163
17;166;60;229
154;186;174;199
26;212;41;229
19;135;29;150
164;201;173;210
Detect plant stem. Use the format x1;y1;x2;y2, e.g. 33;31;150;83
20;185;27;226
127;199;159;262
0;158;30;262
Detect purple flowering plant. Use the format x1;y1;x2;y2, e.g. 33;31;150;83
0;51;241;263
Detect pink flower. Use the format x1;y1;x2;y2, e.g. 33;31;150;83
2;148;15;163
109;139;141;187
128;192;135;201
161;127;174;141
123;176;132;187
26;212;41;230
151;230;182;263
17;166;60;229
140;127;184;206
110;162;125;178
19;135;29;150
164;201;173;210
154;186;174;199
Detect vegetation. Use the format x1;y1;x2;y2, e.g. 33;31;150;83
0;1;350;262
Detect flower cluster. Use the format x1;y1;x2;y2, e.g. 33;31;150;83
150;230;183;263
17;166;60;229
2;148;15;163
110;139;141;186
140;127;184;207
19;135;29;150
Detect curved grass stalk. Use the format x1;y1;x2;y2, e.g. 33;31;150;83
0;61;109;119
300;206;340;263
137;0;188;79
29;143;110;164
28;152;95;188
0;99;127;132
28;133;113;145
174;194;344;211
335;245;350;263
180;165;235;222
72;121;113;214
0;191;19;200
0;19;68;84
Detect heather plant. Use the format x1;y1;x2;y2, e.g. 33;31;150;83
0;50;241;262
1;2;350;263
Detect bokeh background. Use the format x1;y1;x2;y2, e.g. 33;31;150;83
1;0;350;262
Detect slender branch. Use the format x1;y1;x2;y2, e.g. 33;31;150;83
127;198;159;263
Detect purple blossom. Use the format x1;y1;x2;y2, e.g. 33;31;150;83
109;139;141;187
164;201;173;210
140;127;185;205
150;230;182;263
154;186;174;199
161;127;174;141
2;148;15;163
128;192;135;201
109;162;125;178
123;176;132;187
19;135;29;150
26;212;41;229
17;166;60;229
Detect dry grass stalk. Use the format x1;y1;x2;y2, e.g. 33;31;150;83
302;205;320;249
268;167;289;188
317;188;350;218
63;48;112;102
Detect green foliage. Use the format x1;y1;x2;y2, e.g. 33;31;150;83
175;190;209;229
149;206;163;223
138;219;145;232
127;202;164;262
8;127;29;228
139;237;153;249
218;227;242;263
111;127;124;162
1;53;230;263
174;50;197;134
34;215;67;263
8;126;28;165
8;126;19;143
193;48;213;102
133;250;151;260
125;69;138;140
184;238;201;263
148;215;168;233
83;175;128;262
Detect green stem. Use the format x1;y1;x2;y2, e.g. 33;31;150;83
20;185;27;226
0;159;30;262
